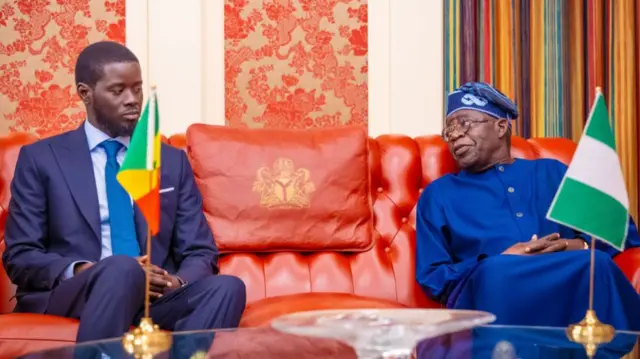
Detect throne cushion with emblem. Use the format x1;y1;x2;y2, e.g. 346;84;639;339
186;124;374;253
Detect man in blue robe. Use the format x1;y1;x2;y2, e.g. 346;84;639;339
415;82;640;331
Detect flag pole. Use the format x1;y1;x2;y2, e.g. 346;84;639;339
588;229;596;312
565;88;615;358
121;86;172;357
142;85;157;321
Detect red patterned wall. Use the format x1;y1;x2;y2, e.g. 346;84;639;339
224;0;368;129
0;0;125;137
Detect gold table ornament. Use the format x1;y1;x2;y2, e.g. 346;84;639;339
121;214;172;357
566;309;615;357
121;225;173;358
122;317;172;359
566;235;616;357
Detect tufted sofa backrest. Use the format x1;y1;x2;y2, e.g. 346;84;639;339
0;131;577;313
169;132;576;308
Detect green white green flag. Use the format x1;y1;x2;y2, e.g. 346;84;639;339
546;90;629;250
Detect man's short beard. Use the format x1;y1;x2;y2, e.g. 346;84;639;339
94;106;136;138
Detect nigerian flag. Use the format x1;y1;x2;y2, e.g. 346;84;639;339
117;88;161;235
547;90;629;250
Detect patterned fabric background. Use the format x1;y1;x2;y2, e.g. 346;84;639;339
224;0;368;129
0;0;125;137
444;0;639;222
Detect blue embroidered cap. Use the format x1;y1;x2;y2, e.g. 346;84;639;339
446;82;519;121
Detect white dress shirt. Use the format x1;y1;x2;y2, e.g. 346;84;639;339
62;121;130;279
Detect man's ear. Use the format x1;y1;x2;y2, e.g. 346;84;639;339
77;83;92;106
496;119;509;138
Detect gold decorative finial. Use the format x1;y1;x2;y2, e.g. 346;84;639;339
566;310;615;358
566;238;615;358
122;317;172;359
595;86;603;94
190;351;208;359
151;84;157;91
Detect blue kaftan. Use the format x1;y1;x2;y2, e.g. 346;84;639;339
415;158;640;331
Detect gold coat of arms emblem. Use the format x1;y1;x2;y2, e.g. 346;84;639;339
252;157;315;209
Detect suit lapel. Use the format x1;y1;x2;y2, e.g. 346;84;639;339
50;126;101;241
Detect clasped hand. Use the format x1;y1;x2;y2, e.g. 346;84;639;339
73;256;181;299
502;233;585;255
136;255;181;299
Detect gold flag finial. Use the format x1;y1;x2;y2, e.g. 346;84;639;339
122;317;172;359
566;309;615;358
566;238;615;358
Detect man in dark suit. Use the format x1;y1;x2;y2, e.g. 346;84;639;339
1;41;246;342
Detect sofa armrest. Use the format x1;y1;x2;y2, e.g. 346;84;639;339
614;247;640;293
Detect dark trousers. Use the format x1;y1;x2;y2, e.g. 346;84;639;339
44;255;246;342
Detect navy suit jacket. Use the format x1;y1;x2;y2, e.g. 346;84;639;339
1;125;219;313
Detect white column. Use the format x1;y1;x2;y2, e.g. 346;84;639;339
389;0;444;136
202;0;226;126
124;0;149;98
126;0;212;135
368;0;391;137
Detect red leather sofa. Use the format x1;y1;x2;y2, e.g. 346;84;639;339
0;126;639;358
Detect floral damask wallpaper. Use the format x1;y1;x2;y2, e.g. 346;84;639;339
225;0;368;129
0;0;125;137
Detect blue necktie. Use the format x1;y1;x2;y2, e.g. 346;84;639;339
101;140;140;257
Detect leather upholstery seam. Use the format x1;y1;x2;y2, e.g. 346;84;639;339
386;237;399;303
307;256;312;293
261;256;266;299
347;253;355;294
377;189;401;302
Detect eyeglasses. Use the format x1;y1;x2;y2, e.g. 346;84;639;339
441;118;489;141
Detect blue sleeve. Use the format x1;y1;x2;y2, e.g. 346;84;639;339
415;185;485;304
549;159;639;256
2;146;76;290
173;150;219;284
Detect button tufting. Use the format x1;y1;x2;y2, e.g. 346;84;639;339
401;217;408;223
508;187;515;193
516;212;523;218
377;187;384;193
384;247;391;253
498;166;504;172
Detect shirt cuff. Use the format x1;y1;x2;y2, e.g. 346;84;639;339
63;261;91;280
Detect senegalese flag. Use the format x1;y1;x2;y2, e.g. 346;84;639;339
117;88;161;235
546;89;629;250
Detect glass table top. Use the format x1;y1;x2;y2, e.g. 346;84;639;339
12;325;640;359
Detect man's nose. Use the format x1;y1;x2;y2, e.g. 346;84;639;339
123;89;140;107
447;128;464;142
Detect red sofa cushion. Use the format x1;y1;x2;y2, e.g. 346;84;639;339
0;314;77;358
186;124;374;253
